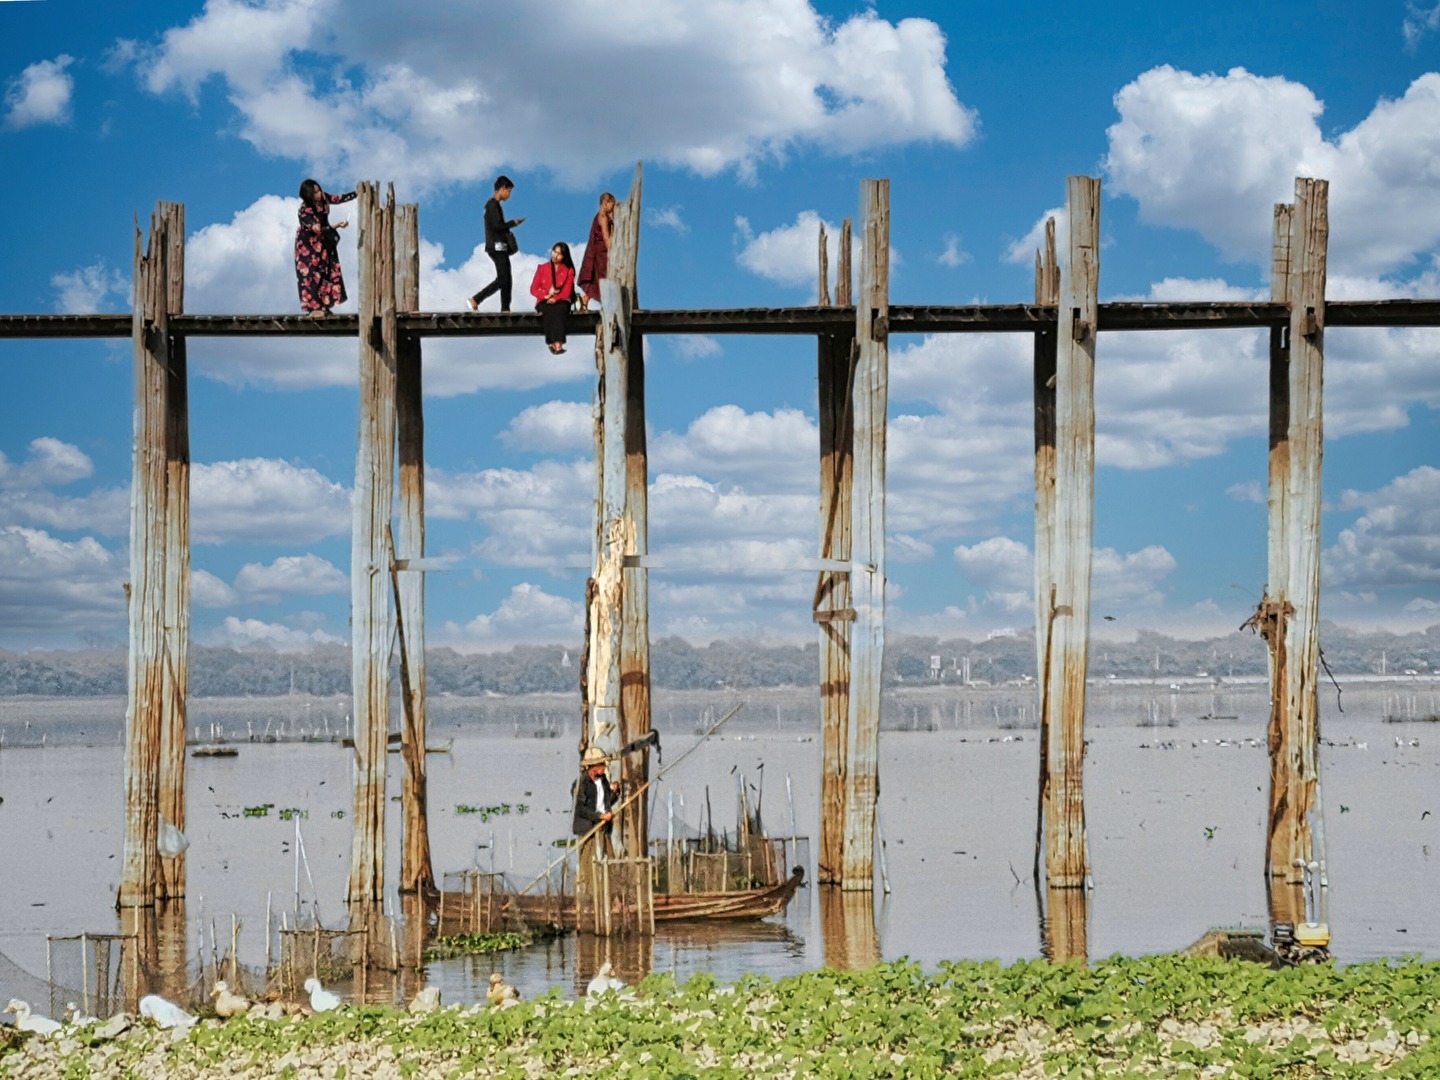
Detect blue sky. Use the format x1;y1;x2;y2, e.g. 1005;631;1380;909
1;0;1438;652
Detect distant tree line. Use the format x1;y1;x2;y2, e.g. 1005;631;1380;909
0;623;1436;698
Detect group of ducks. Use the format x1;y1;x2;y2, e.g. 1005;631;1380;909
3;962;630;1039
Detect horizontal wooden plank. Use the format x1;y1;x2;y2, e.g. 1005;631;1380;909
2;299;1438;342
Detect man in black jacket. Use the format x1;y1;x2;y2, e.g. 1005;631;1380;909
468;175;526;312
572;745;619;841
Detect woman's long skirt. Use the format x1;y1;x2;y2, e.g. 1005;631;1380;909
295;230;347;313
538;301;568;346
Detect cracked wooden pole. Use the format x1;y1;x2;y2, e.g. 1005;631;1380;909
1043;176;1099;890
157;201;190;902
588;167;640;791
817;218;854;885
1032;218;1059;888
394;202;433;895
119;205;177;908
347;182;397;904
1271;178;1328;890
616;165;653;863
840;180;887;892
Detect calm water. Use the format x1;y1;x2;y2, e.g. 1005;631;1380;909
1;680;1437;1007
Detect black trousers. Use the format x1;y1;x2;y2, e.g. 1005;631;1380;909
538;300;568;345
472;251;512;311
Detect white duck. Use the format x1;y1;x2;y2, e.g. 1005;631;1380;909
138;994;195;1031
211;981;251;1019
585;962;626;998
4;999;62;1037
62;1003;99;1026
303;978;342;1013
486;973;520;1008
407;986;441;1015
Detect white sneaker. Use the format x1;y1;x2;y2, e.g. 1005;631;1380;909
466;297;479;312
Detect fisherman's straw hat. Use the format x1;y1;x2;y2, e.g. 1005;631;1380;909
581;746;608;768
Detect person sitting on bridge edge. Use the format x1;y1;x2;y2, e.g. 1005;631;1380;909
468;175;526;312
531;242;575;355
572;745;619;853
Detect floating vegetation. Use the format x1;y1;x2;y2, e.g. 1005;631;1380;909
421;930;535;962
454;802;528;821
6;956;1440;1077
242;803;274;818
277;807;307;821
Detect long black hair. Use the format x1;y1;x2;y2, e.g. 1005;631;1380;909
551;241;575;270
299;179;322;207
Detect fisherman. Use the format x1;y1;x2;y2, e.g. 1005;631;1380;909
572;746;620;857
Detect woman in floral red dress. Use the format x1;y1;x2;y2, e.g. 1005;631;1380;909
295;179;356;317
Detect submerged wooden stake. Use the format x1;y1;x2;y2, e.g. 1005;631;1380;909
817;218;854;886
840;181;888;891
394;202;434;895
1043;176;1100;890
347;182;397;903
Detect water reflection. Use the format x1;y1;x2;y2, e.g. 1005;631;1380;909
820;887;880;970
574;932;653;994
1039;886;1088;963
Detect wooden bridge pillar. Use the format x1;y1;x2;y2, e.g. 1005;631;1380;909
587;166;644;846
120;202;189;908
348;182;398;903
1042;176;1100;890
1032;218;1059;886
816;219;854;885
839;179;888;891
1264;179;1328;886
394;202;434;895
616;167;654;863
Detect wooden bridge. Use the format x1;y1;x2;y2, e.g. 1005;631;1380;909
5;165;1437;953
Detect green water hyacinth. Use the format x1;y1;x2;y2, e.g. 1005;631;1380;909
3;955;1440;1077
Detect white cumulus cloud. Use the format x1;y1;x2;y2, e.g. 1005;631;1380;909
192;458;351;544
4;54;75;129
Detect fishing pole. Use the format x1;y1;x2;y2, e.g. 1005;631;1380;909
501;701;747;905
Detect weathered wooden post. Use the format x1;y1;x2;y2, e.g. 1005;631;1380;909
347;182;398;904
1032;218;1059;886
816;219;854;885
1270;179;1328;889
158;202;190;902
1042;177;1100;890
394;202;434;895
840;180;888;891
616;166;653;863
120;204;181;908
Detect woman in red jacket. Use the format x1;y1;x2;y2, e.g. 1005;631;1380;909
531;242;576;354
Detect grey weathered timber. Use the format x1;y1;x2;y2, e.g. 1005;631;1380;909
157;202;190;901
347;183;398;904
1032;219;1060;886
1044;177;1100;890
841;182;888;891
1257;203;1296;880
119;207;175;908
1276;179;1329;886
617;166;654;863
587;170;640;783
817;218;854;886
394;203;434;895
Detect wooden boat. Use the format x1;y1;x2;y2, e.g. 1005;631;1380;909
653;866;804;922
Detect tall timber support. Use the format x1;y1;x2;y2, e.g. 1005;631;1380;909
394;202;434;896
840;180;889;891
587;167;643;816
1041;176;1100;890
1263;179;1329;902
617;167;654;862
816;218;854;886
120;202;189;908
347;182;398;904
1032;217;1059;888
